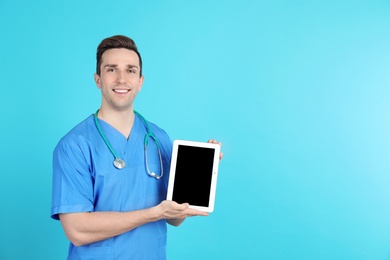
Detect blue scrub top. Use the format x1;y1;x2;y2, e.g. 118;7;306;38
51;113;172;260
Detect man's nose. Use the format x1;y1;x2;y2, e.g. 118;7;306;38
116;70;126;84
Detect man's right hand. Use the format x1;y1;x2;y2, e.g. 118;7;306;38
156;200;209;226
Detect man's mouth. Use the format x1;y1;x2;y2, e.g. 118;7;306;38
113;89;130;93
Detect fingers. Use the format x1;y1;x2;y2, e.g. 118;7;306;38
177;206;209;217
186;208;209;217
162;201;189;212
208;139;223;160
177;202;190;210
207;139;222;146
160;201;208;219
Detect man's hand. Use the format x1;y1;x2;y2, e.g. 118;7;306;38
208;139;223;160
158;200;209;219
156;200;208;226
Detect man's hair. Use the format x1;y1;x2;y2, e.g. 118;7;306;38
96;35;143;76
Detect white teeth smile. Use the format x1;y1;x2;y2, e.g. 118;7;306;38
114;89;130;93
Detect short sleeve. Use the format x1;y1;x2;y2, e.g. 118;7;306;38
51;135;94;220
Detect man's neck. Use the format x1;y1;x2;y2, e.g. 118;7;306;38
97;107;135;139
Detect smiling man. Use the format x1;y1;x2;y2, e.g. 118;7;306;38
50;35;220;259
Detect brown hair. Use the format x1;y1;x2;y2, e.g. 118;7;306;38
96;35;143;76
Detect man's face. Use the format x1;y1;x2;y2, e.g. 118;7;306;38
94;48;144;112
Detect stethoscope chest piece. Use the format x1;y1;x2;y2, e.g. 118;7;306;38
113;158;126;170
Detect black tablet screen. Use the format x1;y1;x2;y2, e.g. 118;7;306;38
172;145;215;206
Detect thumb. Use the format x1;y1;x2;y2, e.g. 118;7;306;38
178;203;190;210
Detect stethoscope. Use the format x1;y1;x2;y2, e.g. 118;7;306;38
94;109;164;179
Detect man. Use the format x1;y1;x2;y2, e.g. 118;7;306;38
51;35;222;259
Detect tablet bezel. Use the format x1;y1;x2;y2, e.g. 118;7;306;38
166;140;220;213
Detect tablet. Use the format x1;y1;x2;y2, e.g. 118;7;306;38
167;140;221;213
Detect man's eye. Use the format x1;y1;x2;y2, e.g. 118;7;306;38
107;68;115;72
128;70;135;73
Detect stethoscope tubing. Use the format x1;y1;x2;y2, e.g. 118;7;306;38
94;109;163;179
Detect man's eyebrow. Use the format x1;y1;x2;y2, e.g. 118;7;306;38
103;64;139;69
104;64;118;68
126;65;139;69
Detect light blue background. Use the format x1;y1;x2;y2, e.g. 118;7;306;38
1;0;390;259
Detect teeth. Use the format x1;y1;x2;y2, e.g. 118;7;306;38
114;89;129;93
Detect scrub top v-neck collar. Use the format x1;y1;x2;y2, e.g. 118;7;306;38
95;114;142;164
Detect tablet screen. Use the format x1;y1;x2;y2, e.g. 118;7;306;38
167;140;220;212
172;145;215;206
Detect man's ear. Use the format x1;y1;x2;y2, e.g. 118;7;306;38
138;75;144;91
94;73;101;89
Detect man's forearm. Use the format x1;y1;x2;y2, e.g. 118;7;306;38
59;207;161;246
59;200;206;246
